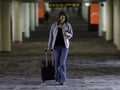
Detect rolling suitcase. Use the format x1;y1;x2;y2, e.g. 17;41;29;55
41;49;55;82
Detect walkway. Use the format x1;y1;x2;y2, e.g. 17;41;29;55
0;76;120;90
0;8;120;90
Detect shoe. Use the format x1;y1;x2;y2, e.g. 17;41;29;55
55;79;59;82
55;79;58;82
59;83;64;85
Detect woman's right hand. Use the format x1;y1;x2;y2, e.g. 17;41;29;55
47;47;52;51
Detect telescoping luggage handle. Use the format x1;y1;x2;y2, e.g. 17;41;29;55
45;49;54;67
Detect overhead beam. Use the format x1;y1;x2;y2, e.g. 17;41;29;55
11;0;43;2
44;0;106;3
12;0;106;3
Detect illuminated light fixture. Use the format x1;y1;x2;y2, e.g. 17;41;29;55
85;2;91;6
49;3;80;7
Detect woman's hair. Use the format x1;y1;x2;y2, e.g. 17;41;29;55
57;11;68;24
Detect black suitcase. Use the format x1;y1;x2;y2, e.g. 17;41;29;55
41;49;55;82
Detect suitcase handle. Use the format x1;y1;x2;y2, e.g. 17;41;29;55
45;49;53;67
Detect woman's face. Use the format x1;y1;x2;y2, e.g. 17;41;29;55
59;15;66;24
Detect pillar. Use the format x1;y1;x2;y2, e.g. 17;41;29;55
12;1;22;42
24;3;30;38
81;3;89;22
21;3;30;38
0;0;11;52
21;3;25;34
0;1;2;51
30;3;35;31
99;2;103;37
35;3;39;27
117;0;120;50
113;0;120;50
98;2;107;37
106;0;113;41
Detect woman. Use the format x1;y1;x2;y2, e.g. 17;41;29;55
48;11;73;85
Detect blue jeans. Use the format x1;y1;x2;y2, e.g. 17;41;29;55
53;46;69;84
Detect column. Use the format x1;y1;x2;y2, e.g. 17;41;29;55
113;0;117;46
30;3;35;31
81;3;89;22
113;0;120;50
44;2;51;12
0;1;2;51
12;1;22;43
21;3;25;34
35;3;39;27
98;2;103;37
98;2;107;37
24;3;30;38
106;0;113;41
117;0;120;50
0;0;11;52
21;3;30;38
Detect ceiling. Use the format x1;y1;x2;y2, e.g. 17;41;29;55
18;0;106;3
45;0;106;3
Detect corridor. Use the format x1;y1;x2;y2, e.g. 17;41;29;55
0;8;120;89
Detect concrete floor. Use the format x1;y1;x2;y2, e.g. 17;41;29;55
0;76;120;90
0;9;120;90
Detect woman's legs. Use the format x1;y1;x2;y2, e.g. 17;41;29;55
59;47;68;84
53;47;60;81
53;46;69;84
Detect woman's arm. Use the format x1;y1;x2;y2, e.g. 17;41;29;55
48;24;54;48
65;23;73;39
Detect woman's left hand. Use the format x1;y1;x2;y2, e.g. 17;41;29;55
64;31;69;36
